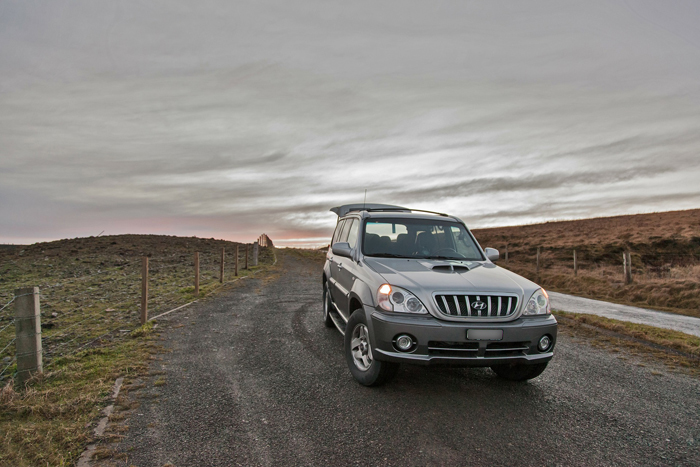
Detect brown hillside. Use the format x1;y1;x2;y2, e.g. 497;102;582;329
471;209;700;317
473;209;700;249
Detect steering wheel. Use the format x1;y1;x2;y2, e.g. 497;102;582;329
435;247;458;255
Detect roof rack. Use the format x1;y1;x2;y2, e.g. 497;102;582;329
330;204;449;217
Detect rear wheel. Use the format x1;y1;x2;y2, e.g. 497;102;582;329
344;309;399;386
491;362;548;381
322;282;334;328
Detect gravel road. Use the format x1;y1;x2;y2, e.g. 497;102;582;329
107;251;700;466
549;291;700;338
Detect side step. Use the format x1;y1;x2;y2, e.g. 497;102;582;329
329;302;348;336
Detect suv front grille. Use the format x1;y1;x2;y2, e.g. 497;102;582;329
434;294;519;318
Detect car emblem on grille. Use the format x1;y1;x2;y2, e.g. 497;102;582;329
472;301;487;310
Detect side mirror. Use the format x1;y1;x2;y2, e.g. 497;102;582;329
332;242;353;258
484;247;499;262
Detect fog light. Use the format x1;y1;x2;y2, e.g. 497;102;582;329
395;334;414;351
538;335;552;352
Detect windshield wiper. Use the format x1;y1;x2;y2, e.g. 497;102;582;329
368;253;409;258
421;255;468;260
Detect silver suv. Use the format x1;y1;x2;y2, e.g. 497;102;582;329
322;204;557;386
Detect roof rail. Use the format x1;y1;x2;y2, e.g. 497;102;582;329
365;208;448;217
330;204;449;217
405;209;449;217
330;204;408;217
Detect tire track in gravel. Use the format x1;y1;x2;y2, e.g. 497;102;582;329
291;304;343;366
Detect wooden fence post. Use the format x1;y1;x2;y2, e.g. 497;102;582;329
141;257;148;324
627;251;633;283
194;252;200;295
573;249;578;277
234;245;239;276
536;247;541;282
14;287;42;386
245;244;249;270
220;248;225;283
253;241;259;267
623;251;632;284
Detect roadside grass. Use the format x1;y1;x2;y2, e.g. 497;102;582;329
0;329;157;466
0;235;275;466
282;247;327;265
554;310;700;376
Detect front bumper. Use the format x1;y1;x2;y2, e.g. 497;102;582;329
368;307;557;366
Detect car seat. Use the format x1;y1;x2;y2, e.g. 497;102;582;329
416;231;437;256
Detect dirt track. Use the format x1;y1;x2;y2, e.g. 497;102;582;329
549;291;700;337
102;250;700;466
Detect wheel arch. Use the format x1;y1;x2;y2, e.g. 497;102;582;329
348;295;363;314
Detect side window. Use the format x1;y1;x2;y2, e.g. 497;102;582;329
331;220;346;245
339;218;353;242
346;220;359;249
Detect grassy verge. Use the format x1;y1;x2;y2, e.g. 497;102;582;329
0;324;157;466
282;247;327;265
0;235;276;466
554;310;700;376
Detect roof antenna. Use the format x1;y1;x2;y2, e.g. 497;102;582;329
363;189;367;210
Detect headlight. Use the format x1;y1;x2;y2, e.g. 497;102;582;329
377;284;427;314
523;288;551;316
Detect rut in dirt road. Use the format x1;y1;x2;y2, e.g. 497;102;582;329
105;250;700;467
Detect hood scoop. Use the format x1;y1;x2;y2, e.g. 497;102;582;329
431;264;470;273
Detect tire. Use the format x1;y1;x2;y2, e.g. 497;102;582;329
344;309;399;386
322;282;335;328
491;362;549;382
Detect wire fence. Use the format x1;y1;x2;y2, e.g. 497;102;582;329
498;244;700;281
0;297;15;315
0;239;275;383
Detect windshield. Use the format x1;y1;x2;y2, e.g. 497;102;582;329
362;218;484;261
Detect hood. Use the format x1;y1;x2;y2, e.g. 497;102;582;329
363;257;539;299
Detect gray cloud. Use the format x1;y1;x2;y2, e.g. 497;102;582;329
1;0;699;245
392;164;680;201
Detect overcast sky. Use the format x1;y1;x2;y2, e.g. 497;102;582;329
1;0;699;247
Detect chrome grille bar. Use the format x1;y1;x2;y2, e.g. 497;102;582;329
441;295;450;315
453;296;461;316
434;294;518;319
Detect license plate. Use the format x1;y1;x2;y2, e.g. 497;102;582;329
467;329;503;341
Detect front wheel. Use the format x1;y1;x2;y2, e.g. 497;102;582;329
491;362;549;381
344;309;399;386
322;282;334;328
